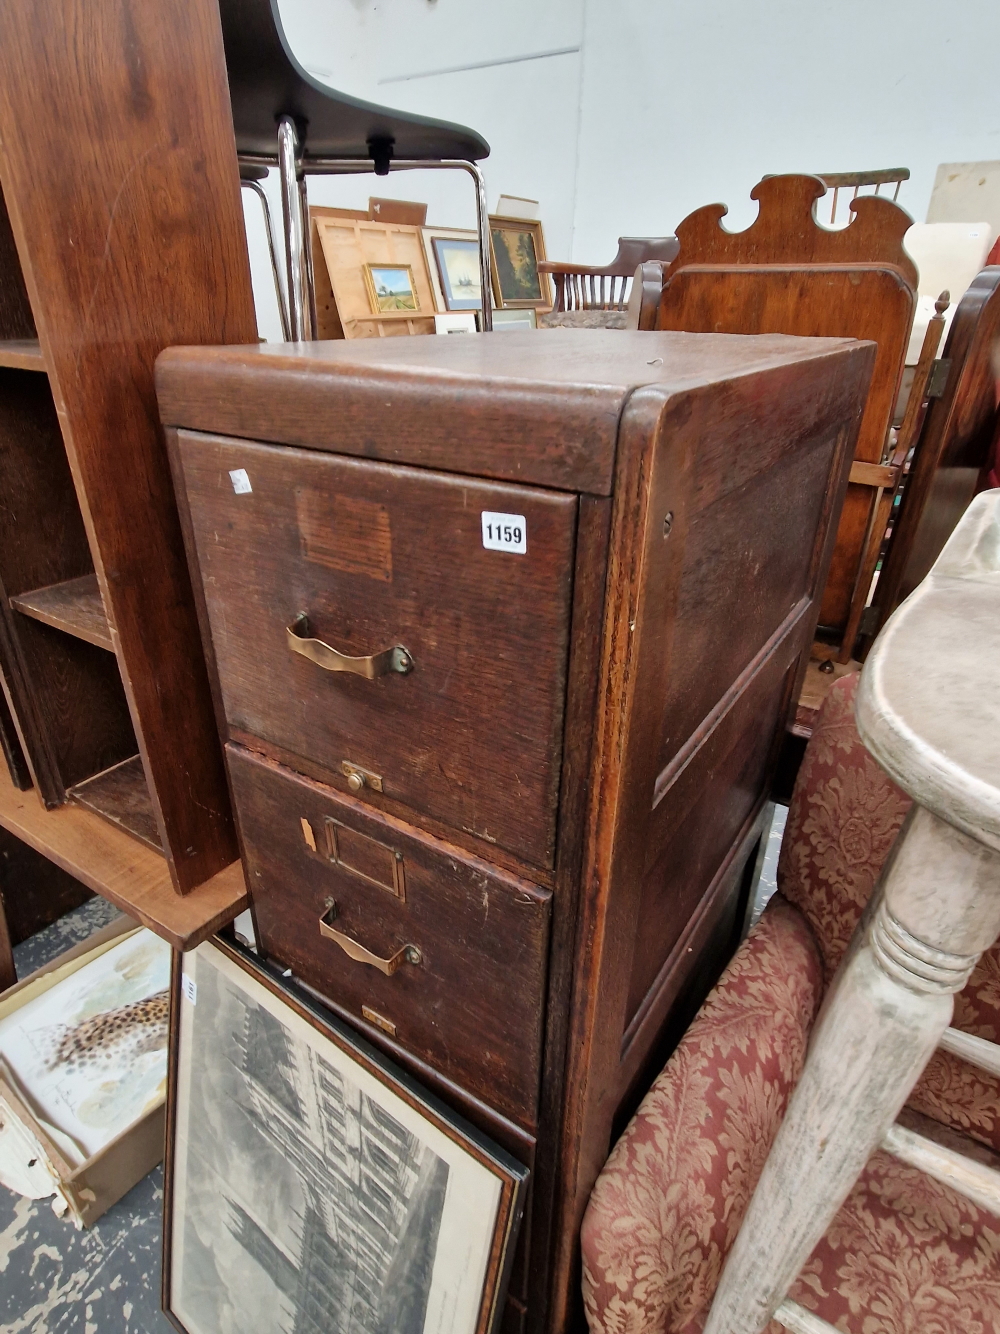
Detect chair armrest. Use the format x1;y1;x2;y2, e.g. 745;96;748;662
625;261;665;330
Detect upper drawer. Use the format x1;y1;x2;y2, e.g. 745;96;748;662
174;431;578;868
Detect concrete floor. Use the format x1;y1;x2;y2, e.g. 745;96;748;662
0;808;790;1332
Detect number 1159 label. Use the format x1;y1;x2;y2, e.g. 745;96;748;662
481;511;527;554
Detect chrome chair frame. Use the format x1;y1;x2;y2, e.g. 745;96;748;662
241;117;493;339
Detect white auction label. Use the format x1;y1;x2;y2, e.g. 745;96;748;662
181;974;197;1005
481;511;527;554
229;468;252;494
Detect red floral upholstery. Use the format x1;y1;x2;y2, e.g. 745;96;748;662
582;897;824;1333
583;673;1000;1333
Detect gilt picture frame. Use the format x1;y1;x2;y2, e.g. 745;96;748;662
488;216;550;310
363;262;421;314
162;938;527;1334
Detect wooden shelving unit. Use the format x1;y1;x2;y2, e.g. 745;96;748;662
11;574;113;651
0;0;258;948
0;762;246;951
0;338;44;372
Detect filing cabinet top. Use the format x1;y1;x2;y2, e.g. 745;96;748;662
157;329;868;495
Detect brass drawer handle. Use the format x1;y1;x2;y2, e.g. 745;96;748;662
319;902;421;976
287;613;414;679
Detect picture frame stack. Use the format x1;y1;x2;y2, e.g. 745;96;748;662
309;199;553;339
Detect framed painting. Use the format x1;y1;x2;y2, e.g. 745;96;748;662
363;263;421;314
163;938;528;1334
488;216;550;310
429;234;483;311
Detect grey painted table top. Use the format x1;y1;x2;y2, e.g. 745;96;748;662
857;489;1000;852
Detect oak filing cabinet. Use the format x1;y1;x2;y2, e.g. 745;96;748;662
157;329;874;1333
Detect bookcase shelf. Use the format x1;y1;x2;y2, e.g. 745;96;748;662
0;761;247;950
11;573;113;651
68;754;161;852
0;338;44;372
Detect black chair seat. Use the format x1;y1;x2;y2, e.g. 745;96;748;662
219;0;489;165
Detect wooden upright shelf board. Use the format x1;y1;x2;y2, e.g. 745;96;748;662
0;763;247;950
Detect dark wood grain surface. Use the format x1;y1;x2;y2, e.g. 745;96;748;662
0;0;258;892
547;346;873;1332
68;754;161;852
11;573;113;651
652;174;916;655
869;267;1000;639
229;743;552;1130
0;369;126;802
0;825;92;950
175;434;579;869
157;330;864;497
0;185;33;341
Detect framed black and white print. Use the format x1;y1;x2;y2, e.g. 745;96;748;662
163;939;528;1334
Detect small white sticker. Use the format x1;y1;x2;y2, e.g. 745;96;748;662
182;974;197;1005
482;511;527;554
229;468;252;494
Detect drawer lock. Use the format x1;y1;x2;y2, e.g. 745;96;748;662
319;902;421;976
287;613;414;679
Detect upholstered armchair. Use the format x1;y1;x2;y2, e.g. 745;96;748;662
582;670;1000;1332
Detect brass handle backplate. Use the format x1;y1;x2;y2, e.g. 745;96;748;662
287;614;413;680
319;903;421;977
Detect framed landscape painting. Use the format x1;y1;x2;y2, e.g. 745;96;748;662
430;235;482;310
364;263;420;313
488;216;550;310
163;938;527;1334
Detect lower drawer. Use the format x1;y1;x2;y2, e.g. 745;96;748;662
227;743;552;1129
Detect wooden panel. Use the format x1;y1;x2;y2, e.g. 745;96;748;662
229;744;551;1129
0;339;44;372
654;175;916;648
871;267;1000;636
0;0;259;892
658;268;913;633
0;687;30;791
0;761;246;951
11;573;113;650
68;754;161;852
0;368;106;800
156;329;867;499
176;435;578;869
0;183;33;340
8;618;138;796
0;825;92;948
547;341;874;1334
655;431;837;773
628;651;797;1021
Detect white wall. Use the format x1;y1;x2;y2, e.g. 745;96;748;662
247;0;1000;337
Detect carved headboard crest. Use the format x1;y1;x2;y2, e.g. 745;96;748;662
667;174;918;289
